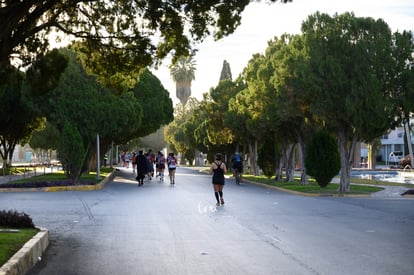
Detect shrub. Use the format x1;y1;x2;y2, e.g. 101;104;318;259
305;130;340;187
57;122;85;180
0;210;35;228
258;135;278;178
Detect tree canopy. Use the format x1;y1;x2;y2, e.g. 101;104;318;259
301;12;399;191
1;0;291;88
36;48;172;172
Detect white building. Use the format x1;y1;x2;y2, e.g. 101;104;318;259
380;125;413;163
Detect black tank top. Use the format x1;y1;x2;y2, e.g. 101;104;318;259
212;161;225;184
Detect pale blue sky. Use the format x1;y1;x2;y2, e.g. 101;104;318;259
153;0;414;105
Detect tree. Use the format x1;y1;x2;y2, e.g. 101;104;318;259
132;69;174;137
169;56;196;105
39;49;143;171
257;134;279;178
57;122;85;180
1;1;291;89
301;12;397;191
390;31;414;168
305;130;340;188
263;34;315;183
0;70;42;167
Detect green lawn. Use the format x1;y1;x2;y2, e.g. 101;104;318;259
0;227;38;266
242;175;385;194
6;167;113;185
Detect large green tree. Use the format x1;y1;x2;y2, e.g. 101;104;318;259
261;34;316;183
0;50;67;167
39;49;142;171
301;12;398;191
1;0;291;89
390;31;414;168
0;68;43;167
132;69;174;137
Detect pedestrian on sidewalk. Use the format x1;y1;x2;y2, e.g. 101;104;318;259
210;153;227;206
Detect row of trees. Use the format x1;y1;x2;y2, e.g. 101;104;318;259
1;1;291;179
1;48;173;180
165;12;414;191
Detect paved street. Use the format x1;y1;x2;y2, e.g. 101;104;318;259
1;167;414;275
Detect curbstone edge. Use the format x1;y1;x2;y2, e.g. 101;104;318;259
0;227;49;275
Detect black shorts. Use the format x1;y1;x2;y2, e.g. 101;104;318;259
232;163;243;173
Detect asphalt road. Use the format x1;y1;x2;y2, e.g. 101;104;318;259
1;167;413;275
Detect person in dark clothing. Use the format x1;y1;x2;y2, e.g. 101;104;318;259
135;150;148;186
210;153;227;206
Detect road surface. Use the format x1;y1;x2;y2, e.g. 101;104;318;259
0;167;413;275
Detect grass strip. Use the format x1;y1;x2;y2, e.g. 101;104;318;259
243;175;384;194
3;167;113;186
0;227;38;266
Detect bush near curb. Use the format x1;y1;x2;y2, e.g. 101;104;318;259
0;210;35;228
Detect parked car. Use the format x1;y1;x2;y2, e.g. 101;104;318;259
389;151;403;164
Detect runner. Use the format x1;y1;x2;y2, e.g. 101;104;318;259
167;152;177;185
156;151;166;181
210;153;227;206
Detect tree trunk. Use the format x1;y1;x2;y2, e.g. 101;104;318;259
0;145;7;168
368;143;376;169
248;140;260;176
297;135;308;185
337;128;358;192
286;143;295;182
276;154;283;181
404;121;414;168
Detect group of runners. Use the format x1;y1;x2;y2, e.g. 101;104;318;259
124;149;244;207
127;150;177;186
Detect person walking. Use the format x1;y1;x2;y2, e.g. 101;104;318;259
167;152;177;185
210;153;227;206
135;150;148;186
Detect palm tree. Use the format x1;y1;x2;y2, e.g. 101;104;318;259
169;56;196;105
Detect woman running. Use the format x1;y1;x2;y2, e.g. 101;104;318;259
210;153;227;206
167;152;177;185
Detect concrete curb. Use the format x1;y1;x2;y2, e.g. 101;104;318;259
0;227;49;275
0;169;115;193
